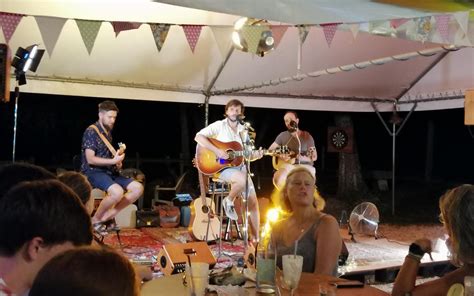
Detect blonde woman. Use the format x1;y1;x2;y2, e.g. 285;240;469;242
392;184;474;296
271;167;342;275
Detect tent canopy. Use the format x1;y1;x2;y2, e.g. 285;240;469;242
2;0;473;112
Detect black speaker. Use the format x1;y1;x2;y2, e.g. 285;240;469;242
0;44;10;103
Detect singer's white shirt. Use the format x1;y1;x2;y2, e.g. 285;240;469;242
196;118;245;144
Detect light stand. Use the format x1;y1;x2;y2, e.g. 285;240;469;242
10;45;45;162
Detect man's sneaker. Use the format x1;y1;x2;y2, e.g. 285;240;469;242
93;222;108;236
223;197;238;221
104;218;121;232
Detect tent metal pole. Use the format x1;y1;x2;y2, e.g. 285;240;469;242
372;102;417;215
202;46;234;126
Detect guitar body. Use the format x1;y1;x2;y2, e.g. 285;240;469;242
189;197;221;242
195;138;243;175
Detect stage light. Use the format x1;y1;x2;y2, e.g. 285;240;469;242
232;17;274;57
11;44;45;85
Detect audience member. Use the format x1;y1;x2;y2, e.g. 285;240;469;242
58;171;94;215
0;180;92;295
0;163;55;200
392;184;474;296
271;167;342;275
30;247;139;296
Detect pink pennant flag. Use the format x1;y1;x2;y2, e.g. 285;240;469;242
435;15;450;42
321;23;340;47
111;21;142;37
390;18;408;29
182;25;203;53
0;12;24;43
270;25;288;49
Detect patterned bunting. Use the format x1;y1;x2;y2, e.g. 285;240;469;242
111;21;142;37
321;23;340;47
453;11;469;35
149;23;170;52
434;15;450;42
76;19;102;55
35;16;67;56
270;25;288;49
241;25;266;55
390;18;408;29
297;25;310;44
182;25;202;53
413;16;432;42
0;12;23;43
209;26;233;58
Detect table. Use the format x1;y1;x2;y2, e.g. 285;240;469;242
141;272;389;296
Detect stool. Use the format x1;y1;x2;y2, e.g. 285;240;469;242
90;188;122;247
208;178;242;243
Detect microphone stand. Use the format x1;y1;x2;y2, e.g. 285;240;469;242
239;122;254;250
294;125;301;165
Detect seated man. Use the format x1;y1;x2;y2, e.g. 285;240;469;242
80;100;143;233
0;180;93;295
268;111;317;190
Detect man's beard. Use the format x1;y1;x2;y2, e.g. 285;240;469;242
287;127;297;133
100;120;113;131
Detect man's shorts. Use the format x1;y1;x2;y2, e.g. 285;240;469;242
84;169;133;192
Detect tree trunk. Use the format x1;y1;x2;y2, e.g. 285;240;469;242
336;114;368;200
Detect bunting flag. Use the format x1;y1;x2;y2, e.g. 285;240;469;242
241;25;266;55
182;25;202;53
209;26;233;58
0;12;23;43
75;19;102;55
434;14;450;42
270;25;288;49
349;23;360;39
390;18;409;29
149;23;170;52
35;16;67;56
111;21;142;37
321;23;340;47
297;25;310;44
414;16;433;42
453;11;469;35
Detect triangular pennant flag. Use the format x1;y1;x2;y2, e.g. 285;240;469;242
321;23;339;47
390;18;408;29
414;16;433;43
270;25;288;49
297;25;310;44
75;19;102;55
209;26;233;58
149;23;170;52
35;16;67;56
0;12;23;43
241;25;266;55
111;21;142;37
349;23;360;39
182;25;203;53
434;14;450;42
453;11;469;35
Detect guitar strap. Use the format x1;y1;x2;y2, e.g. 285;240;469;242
89;125;117;155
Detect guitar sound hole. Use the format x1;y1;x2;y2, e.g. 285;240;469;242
201;205;209;214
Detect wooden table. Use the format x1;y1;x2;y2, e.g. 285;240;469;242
141;272;389;296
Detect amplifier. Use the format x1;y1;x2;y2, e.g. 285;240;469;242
158;241;216;276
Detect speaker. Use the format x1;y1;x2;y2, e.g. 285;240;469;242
0;44;10;103
158;241;216;276
465;90;474;125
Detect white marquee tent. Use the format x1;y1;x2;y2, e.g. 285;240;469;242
1;0;473;113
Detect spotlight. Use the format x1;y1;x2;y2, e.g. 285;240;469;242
11;44;45;85
232;17;274;57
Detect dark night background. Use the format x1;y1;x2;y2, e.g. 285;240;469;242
1;93;473;220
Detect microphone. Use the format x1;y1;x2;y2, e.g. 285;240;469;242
237;115;246;125
289;120;298;129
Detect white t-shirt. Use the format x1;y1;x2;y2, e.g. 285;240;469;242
196;118;245;144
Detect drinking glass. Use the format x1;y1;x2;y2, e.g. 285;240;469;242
282;255;303;296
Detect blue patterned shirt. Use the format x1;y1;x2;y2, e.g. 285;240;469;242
80;121;114;173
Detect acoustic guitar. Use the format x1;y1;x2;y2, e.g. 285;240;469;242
195;138;288;175
189;170;221;242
